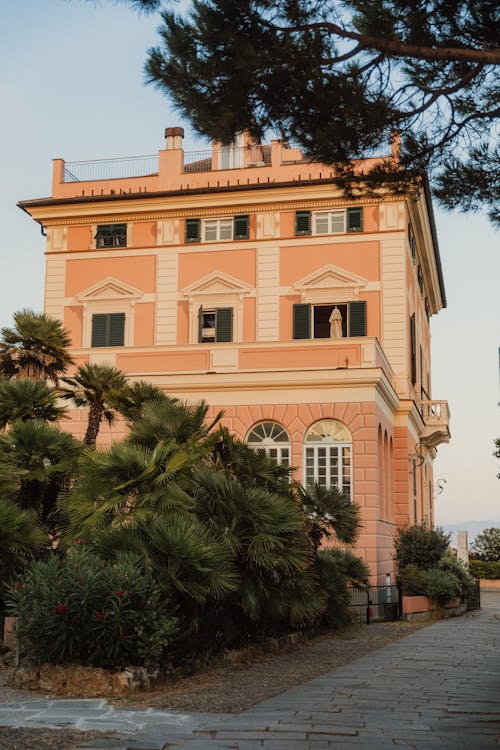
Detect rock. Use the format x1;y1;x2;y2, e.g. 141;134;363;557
112;671;132;694
2;651;14;666
7;665;40;690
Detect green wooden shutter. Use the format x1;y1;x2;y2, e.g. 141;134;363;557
234;215;249;240
293;303;311;339
348;301;366;337
295;211;311;236
91;314;107;347
215;308;233;342
185;218;201;243
108;313;125;346
346;207;363;233
410;313;417;385
198;305;204;343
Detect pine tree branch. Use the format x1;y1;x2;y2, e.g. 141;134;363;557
267;19;500;65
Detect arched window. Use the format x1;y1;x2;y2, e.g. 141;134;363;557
246;422;291;466
304;419;352;495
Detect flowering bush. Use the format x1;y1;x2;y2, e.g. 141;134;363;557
6;547;177;668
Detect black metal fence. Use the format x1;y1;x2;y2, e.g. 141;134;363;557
347;584;402;624
467;578;481;611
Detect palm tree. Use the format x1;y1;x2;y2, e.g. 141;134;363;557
0;377;67;428
129;398;222;450
0;309;73;383
112;380;175;424
298;482;362;552
60;363;128;445
0;420;82;527
0;497;47;583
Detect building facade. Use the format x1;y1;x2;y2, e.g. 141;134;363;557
19;129;450;582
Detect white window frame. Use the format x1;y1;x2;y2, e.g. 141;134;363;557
303;420;352;495
246;422;291;467
313;210;346;235
202;218;234;242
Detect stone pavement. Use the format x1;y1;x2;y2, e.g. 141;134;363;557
1;592;499;749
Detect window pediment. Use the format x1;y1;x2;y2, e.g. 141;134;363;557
182;271;252;299
293;264;367;303
76;277;144;303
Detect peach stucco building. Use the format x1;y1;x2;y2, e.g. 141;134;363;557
19;129;450;582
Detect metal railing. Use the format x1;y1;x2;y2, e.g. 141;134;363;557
421;400;450;424
183;145;272;173
63;154;159;182
347;584;402;624
467;579;481;611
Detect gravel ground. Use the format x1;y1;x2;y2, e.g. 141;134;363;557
114;620;428;713
0;619;429;750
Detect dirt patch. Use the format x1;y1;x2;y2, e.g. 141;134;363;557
0;727;113;750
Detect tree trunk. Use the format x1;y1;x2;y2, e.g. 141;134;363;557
84;400;103;446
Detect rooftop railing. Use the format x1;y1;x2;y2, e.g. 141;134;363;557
63;154;159;182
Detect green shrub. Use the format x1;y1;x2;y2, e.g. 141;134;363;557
315;549;370;629
438;550;476;599
6;546;177;667
398;564;427;595
471;527;500;562
468;559;500;579
394;523;450;570
422;568;460;605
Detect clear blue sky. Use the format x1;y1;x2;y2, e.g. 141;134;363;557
1;0;498;525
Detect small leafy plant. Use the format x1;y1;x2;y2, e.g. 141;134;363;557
6;546;177;667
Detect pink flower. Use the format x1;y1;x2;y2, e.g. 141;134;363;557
55;604;69;614
116;591;124;597
95;612;106;620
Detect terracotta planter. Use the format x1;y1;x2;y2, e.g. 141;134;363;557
402;595;461;615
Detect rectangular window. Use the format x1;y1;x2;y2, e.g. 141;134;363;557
203;218;233;242
188;215;250;242
198;306;233;343
293;302;366;340
91;313;125;347
95;224;127;248
409;222;417;263
417;265;424;294
314;210;345;234
410;313;417;385
295;207;362;236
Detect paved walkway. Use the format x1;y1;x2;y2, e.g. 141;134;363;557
1;593;499;749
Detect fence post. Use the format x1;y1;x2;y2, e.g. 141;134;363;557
366;589;372;624
397;582;403;620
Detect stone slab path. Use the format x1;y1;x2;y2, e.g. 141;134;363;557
1;593;499;749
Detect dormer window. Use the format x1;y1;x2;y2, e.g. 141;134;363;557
95;224;127;248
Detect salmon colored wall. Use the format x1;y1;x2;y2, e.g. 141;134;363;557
134;302;155;346
116;350;209;373
280;295;301;340
239;344;360;370
178;249;256;288
65;256;156;296
280;212;295;238
280;241;380;285
63;306;83;348
204;399;396;582
243;297;256;341
67;226;92;251
363;205;379;233
177;301;189;344
363;291;381;338
132;221;156;248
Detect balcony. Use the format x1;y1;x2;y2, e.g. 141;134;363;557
50;130;392;200
420;400;451;448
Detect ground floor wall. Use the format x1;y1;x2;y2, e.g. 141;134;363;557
65;385;434;584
